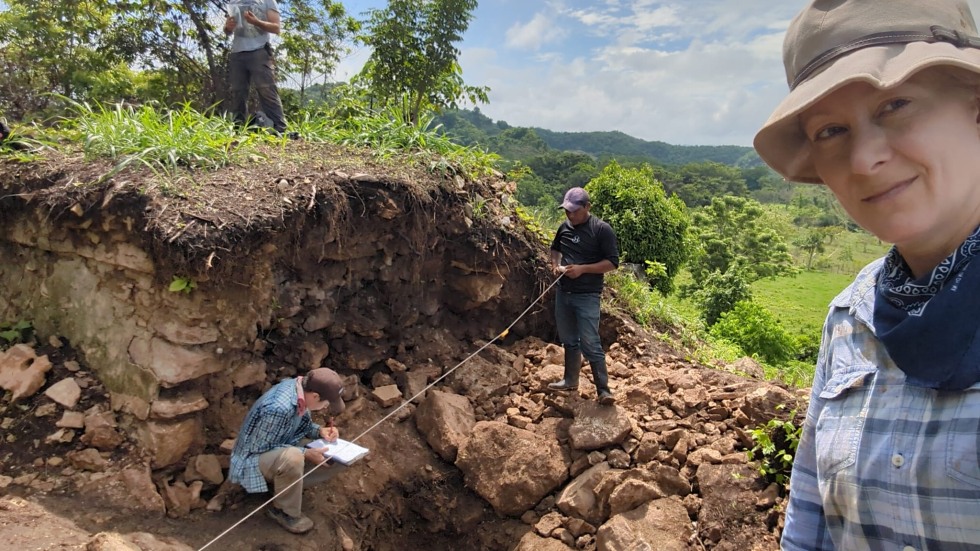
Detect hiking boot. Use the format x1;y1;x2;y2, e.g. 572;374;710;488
266;506;314;534
598;389;616;406
547;380;579;391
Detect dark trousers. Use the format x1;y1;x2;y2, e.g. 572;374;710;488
555;290;609;391
228;46;286;133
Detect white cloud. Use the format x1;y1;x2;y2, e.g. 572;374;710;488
505;13;568;50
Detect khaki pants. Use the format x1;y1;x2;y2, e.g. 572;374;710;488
258;446;345;517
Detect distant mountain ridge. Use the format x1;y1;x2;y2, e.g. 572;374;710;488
434;108;762;167
530;128;760;167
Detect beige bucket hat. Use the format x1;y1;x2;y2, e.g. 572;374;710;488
753;0;980;184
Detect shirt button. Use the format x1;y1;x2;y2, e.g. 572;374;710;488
892;454;905;467
902;546;916;551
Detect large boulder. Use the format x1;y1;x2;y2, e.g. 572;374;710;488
568;403;632;451
596;498;692;551
456;421;568;516
556;462;615;526
448;355;519;402
414;390;476;462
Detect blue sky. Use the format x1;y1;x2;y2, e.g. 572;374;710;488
332;0;980;147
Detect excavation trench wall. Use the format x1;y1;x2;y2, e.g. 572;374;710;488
0;158;553;467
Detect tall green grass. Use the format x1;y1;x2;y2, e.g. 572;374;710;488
65;100;261;175
290;105;501;178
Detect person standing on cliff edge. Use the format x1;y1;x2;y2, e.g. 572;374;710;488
547;187;620;405
224;0;287;134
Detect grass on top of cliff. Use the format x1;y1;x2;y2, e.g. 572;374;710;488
55;100;500;180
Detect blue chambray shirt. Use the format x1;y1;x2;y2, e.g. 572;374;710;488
782;258;980;551
228;378;321;493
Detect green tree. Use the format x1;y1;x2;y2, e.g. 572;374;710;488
664;161;749;207
794;229;827;270
687;196;796;286
586;161;691;294
360;0;488;123
278;1;359;104
711;301;798;365
690;266;753;326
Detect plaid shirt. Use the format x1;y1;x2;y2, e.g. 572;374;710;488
228;378;321;493
782;259;980;551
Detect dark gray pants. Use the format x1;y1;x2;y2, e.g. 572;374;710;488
228;46;286;133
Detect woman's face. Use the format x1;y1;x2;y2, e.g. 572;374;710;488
800;69;980;271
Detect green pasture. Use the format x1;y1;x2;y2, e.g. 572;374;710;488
750;271;855;334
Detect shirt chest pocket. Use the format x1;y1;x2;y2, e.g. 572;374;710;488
814;368;876;477
946;386;980;488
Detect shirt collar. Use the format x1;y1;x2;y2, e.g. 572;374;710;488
295;377;307;417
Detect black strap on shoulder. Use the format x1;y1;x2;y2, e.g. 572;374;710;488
791;25;980;90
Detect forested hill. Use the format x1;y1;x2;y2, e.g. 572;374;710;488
531;128;758;167
434;108;761;167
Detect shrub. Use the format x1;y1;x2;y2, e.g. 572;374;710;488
587;161;690;295
746;406;802;488
710;301;798;365
690;267;753;327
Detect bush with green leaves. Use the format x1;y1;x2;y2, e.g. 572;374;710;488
746;406;802;488
0;320;33;348
690;266;753;327
586;161;690;295
710;300;798;365
794;326;822;363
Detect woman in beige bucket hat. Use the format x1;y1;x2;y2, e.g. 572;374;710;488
754;1;980;550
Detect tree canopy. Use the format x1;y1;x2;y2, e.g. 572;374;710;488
586;162;691;295
359;0;487;123
687;196;796;286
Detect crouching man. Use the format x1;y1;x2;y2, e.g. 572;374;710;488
228;368;346;534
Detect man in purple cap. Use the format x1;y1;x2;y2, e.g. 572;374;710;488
228;367;347;534
548;187;620;405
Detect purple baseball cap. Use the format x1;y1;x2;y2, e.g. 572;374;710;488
560;187;590;212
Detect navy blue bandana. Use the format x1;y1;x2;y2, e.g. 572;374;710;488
873;225;980;390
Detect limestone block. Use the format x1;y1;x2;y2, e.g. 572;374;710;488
395;370;429;404
414;390;476;462
152;317;219;346
596;498;692;551
137;417;203;468
455;421;569;517
183;454;224;485
44;378;81;409
68;448;108;472
557;462;613;526
535;511;563;537
0;344;54;400
568;403;632;451
449;355;518;401
231;359;266;389
56;411;86;429
149;391;209;420
370;385;402;408
81;423;125;451
128;337;222;387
